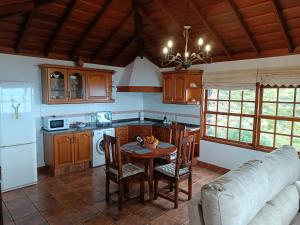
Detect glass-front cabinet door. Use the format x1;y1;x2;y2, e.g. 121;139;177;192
48;68;68;102
67;70;85;101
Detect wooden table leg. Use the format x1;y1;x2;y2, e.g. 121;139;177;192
148;158;154;201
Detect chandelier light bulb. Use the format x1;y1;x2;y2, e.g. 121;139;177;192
163;47;168;54
205;44;211;53
185;52;189;58
198;38;204;46
167;40;173;48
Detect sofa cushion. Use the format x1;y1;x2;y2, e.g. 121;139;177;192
261;146;299;201
201;160;269;225
248;203;282;225
268;185;299;225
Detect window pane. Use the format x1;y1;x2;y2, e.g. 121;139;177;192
263;88;277;101
260;133;274;147
242;102;255;115
296;88;300;102
260;119;275;133
278;103;293;117
243;90;255;101
278;88;294;102
228;116;240;128
240;130;253;143
218;101;229;113
230;101;241;113
228;128;239;141
206;126;216;137
294;122;300;136
241;117;253;130
206;114;216;125
207;101;217;111
295;104;300;117
207;89;218;99
275;135;291;148
276;120;292;135
216;127;227;139
217;115;228;126
292;137;300;152
219;90;229;100
262;103;276;115
231;90;242;100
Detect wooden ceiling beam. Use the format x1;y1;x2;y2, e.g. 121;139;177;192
45;0;79;56
133;0;144;58
190;0;232;58
152;0;182;30
90;11;133;62
109;34;137;64
227;0;260;56
69;0;113;59
15;10;35;53
0;0;56;20
270;0;293;53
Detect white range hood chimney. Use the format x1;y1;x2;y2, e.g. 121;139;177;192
117;57;162;92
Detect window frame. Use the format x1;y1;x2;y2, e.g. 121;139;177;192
201;84;300;154
202;88;258;149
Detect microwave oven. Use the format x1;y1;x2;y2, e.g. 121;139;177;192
42;116;70;131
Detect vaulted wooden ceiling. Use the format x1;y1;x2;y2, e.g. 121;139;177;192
0;0;300;67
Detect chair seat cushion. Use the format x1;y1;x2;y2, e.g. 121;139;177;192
154;162;189;177
109;163;144;179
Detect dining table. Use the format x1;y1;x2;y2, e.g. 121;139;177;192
121;141;177;201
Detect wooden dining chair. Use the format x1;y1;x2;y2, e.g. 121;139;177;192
154;135;195;208
104;134;145;210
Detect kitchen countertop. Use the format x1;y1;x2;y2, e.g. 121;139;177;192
42;118;200;135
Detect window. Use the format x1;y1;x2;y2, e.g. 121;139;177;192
203;86;300;152
204;89;256;146
258;87;300;151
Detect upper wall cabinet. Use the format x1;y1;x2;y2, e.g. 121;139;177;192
40;64;115;104
162;70;203;105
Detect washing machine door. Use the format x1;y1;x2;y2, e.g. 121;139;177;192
96;137;105;155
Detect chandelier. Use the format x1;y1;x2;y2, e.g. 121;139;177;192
161;25;212;69
161;0;212;69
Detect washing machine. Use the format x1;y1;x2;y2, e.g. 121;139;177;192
92;128;115;167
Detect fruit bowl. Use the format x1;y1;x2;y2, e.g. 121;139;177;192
144;136;159;149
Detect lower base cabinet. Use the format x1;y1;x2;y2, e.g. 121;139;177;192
44;131;92;176
128;125;152;142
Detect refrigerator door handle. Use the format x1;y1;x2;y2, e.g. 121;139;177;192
0;142;35;148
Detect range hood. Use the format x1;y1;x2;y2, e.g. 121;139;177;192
117;57;162;92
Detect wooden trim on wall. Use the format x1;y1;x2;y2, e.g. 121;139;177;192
197;160;230;173
117;86;162;92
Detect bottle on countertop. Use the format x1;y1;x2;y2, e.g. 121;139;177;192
163;116;168;125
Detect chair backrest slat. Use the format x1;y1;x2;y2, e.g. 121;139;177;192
170;123;185;148
175;135;195;177
104;134;123;178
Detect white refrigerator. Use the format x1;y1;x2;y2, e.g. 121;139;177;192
0;82;37;192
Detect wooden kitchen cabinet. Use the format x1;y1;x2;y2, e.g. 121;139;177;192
40;64;114;104
74;131;92;163
86;71;112;101
128;125;152;142
116;126;129;146
162;70;203;104
54;133;74;168
44;130;92;176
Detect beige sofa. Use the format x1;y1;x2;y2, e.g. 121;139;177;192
189;146;300;225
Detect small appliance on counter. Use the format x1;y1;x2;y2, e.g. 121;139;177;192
95;111;112;127
42;116;70;131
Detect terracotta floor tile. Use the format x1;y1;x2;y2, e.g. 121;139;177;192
150;214;182;225
14;212;48;225
1;163;224;225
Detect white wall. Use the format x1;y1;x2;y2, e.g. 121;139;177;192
0;53;143;167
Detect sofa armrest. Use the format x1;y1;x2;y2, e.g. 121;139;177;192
188;191;205;225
